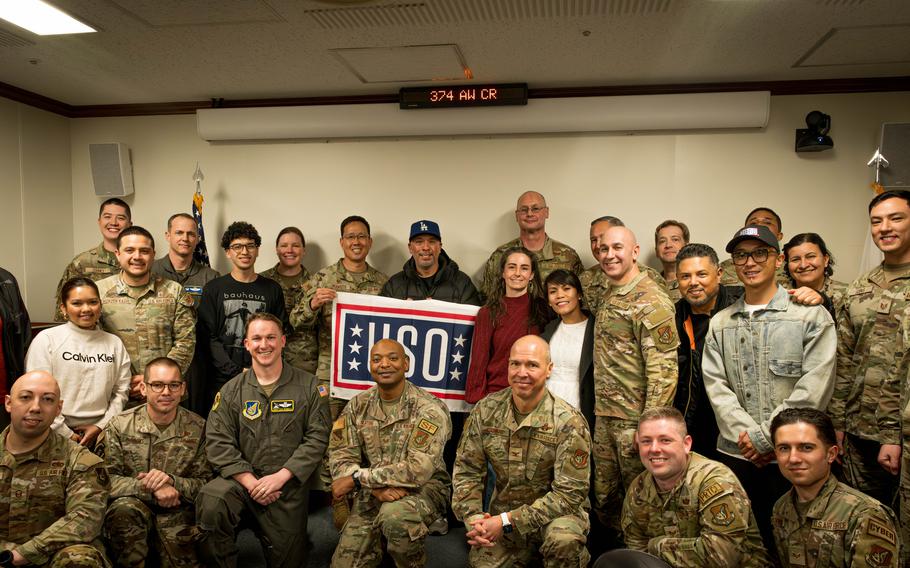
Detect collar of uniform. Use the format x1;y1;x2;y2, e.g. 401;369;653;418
0;426;60;465
802;473;839;520
114;273;157;298
334;258;379;283
869;261;910;287
506;388;554;432
730;284;790;316
365;381;415;423
506;236;554;260
158;255;200;278
243;364;293;395
134;405;184;440
261;263;305;285
612;271;647;297
640;453;697;504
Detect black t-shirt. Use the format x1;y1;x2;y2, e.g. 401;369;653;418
197;274;289;384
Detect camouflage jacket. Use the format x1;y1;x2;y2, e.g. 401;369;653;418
260;264;318;373
481;236;583;299
829;263;910;444
96;273;197;376
329;381;451;492
772;475;899;568
665;275;681;302
593;272;679;419
580;264;668;314
151;255;220;309
205;364;330;483
53;243;120;321
0;428;109;565
103;405;212;504
452;388;591;536
622;453;771;567
718;258;791;288
290;259;388;383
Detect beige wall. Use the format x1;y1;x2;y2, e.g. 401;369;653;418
3;90;907;320
0;98;72;321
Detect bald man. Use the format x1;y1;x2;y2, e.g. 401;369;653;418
329;339;452;567
0;371;109;566
453;335;592;567
481;191;583;299
591;226;680;536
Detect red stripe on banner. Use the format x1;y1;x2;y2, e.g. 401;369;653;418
332;301;344;380
335;303;476;322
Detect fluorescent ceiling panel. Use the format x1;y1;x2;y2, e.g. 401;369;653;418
332;44;470;83
0;0;95;35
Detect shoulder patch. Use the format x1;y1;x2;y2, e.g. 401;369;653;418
866;544;894;567
571;449;588;469
867;518;897;546
318;385;329;398
417;419;439;435
698;483;725;504
709;503;735;526
211;391;221;412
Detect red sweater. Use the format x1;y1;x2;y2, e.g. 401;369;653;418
465;294;540;404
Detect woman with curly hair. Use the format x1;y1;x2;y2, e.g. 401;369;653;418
783;232;847;319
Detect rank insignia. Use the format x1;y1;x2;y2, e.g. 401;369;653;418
96;467;110;488
211;392;221;412
709;503;734;526
571;449;588;469
271;400;295;413
657;325;673;344
866;544;893;567
243;401;262;420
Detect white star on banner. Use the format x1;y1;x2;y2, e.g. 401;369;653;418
450;369;462;381
451;351;464;364
348;360;361;371
454;334;466;348
350;324;363;337
349;342;362;354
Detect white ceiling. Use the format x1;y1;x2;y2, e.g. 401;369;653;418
0;0;908;107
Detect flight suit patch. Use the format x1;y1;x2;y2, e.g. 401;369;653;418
417;419;439;435
571;449;588;469
867;519;897;545
318;385;329;398
866;545;893;567
243;401;262;420
270;400;295;413
709;503;734;526
211;392;221;412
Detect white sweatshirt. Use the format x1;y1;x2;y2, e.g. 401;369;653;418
25;322;131;437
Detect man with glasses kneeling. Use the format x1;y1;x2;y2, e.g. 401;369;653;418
101;357;212;567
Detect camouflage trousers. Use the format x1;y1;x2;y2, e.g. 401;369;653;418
841;433;899;508
332;478;448;568
196;476;309;568
592;417;643;533
43;544;109;567
103;496;201;568
468;513;590;568
900;435;910;568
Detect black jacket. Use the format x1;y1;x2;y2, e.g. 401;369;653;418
540;311;595;432
673;285;743;458
380;251;481;305
0;267;30;387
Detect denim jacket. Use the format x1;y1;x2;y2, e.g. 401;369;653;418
703;285;836;456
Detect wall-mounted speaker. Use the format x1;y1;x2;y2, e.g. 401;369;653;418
89;143;134;196
880;123;910;190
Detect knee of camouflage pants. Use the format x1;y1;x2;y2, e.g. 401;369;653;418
103;496;152;568
901;438;910;568
540;514;590;568
594;418;641;531
48;544;108;568
376;499;428;566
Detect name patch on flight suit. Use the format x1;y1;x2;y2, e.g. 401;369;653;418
270;400;295;413
243;401;262;420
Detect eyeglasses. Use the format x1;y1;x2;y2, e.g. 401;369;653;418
516;206;547;215
731;248;773;266
229;243;259;252
343;233;370;242
145;381;185;393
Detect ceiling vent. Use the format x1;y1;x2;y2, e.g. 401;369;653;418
0;28;34;49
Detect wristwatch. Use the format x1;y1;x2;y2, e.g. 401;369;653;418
500;512;513;534
352;470;362;492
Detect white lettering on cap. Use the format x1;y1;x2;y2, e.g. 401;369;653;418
420;222;428;231
742;227;760;236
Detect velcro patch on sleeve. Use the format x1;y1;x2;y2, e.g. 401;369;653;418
417;419;439;435
698;483;725;504
867;519;897;546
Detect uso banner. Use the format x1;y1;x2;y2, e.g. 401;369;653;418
330;292;479;412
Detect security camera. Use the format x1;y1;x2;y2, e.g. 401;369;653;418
795;111;833;153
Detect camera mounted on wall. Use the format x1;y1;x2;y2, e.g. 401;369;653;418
795;111;833;153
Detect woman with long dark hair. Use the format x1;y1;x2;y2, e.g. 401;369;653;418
25;277;130;448
465;246;548;404
783;232;847;318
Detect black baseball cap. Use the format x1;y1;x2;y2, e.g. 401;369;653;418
725;225;780;253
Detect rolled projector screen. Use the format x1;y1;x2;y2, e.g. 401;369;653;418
196;91;770;141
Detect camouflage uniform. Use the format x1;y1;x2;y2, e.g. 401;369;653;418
54;244;120;322
101;406;211;568
96;274;196;377
329;381;451;568
592;272;678;530
0;428;110;567
773;474;899;568
452;388;592;567
260;264;318;374
664;276;681;302
621;452;770;567
150;256;219;309
196;365;330;567
822;278;848;315
828;263;910;506
718;258;790;288
481;237;583;299
579;264;668;315
290;259;387;417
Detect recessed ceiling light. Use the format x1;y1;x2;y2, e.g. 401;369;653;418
0;0;95;36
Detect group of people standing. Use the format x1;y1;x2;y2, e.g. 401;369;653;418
0;187;908;568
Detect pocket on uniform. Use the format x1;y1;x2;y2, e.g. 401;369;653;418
769;359;801;377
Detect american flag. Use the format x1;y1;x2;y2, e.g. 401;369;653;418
192;164;211;267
